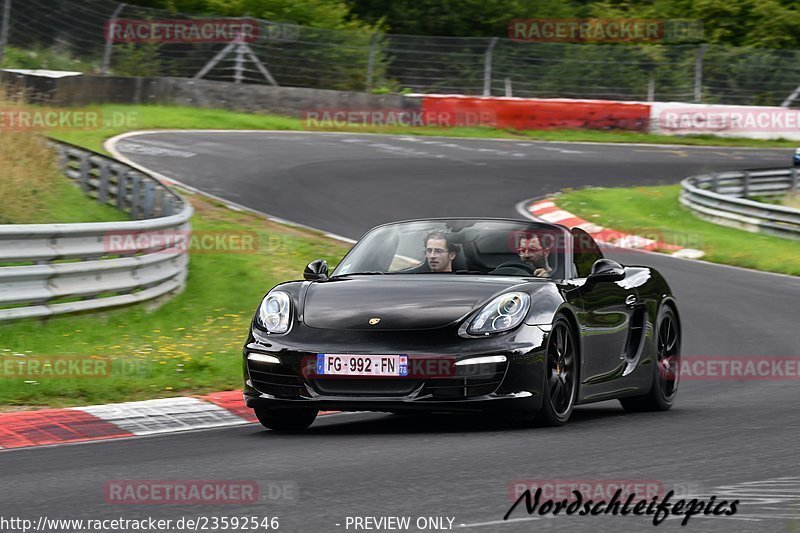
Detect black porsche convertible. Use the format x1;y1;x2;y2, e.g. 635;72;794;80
242;218;680;430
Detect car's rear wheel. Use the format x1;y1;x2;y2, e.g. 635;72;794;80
534;315;578;426
254;407;318;431
620;305;680;412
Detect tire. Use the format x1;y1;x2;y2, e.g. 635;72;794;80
254;407;318;431
620;305;680;412
533;315;579;427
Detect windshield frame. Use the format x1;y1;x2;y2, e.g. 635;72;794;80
330;218;571;279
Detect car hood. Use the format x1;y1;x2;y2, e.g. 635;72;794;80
302;275;540;331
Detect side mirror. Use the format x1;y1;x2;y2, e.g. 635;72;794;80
304;259;328;281
586;258;625;283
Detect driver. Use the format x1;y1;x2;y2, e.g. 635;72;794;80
518;233;553;277
424;231;459;272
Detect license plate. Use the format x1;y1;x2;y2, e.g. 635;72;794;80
316;354;408;377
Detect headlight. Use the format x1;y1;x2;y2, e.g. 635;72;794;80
257;291;291;333
467;292;530;335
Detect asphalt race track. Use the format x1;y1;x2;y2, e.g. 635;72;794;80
3;132;799;533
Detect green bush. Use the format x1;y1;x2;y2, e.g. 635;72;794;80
0;46;96;72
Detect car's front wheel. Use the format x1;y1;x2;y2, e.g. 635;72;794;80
254;407;318;431
533;315;578;426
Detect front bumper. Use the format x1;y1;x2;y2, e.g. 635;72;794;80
242;323;548;415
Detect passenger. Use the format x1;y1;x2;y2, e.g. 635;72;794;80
518;233;552;277
424;231;459;272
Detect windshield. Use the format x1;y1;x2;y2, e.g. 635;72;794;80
332;219;566;278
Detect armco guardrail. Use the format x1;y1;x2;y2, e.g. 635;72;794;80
0;141;193;320
680;168;800;240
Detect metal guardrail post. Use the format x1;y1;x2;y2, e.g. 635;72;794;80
143;181;155;218
792;168;798;192
55;143;67;170
98;160;110;204
78;153;90;193
711;173;719;193
130;174;141;218
742;171;750;198
117;169;128;211
161;194;173;216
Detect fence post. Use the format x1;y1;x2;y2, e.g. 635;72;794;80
791;167;798;192
647;77;655;102
234;42;245;84
504;77;512;97
694;44;707;103
0;0;11;64
365;32;378;92
101;2;126;75
742;171;750;198
483;37;498;97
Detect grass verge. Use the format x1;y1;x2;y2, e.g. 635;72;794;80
557;185;800;276
0;103;128;224
45;104;800;152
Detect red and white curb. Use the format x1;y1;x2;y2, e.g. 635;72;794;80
525;199;705;259
0;391;334;450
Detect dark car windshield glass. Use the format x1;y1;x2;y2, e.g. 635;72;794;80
332;220;566;278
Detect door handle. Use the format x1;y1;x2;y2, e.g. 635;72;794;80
625;295;637;307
